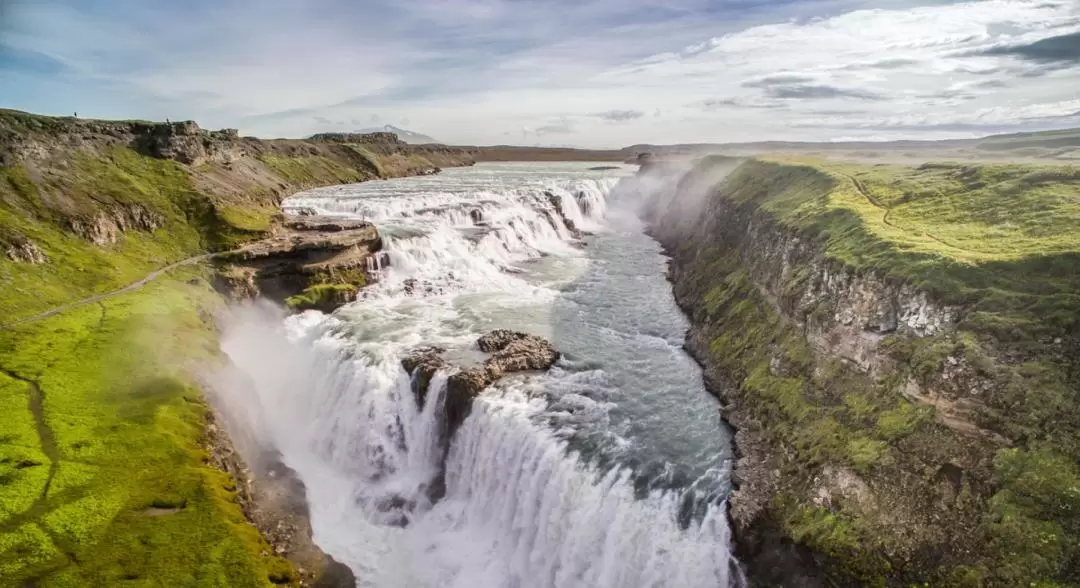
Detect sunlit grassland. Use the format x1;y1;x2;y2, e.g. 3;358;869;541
0;269;293;586
0;148;276;322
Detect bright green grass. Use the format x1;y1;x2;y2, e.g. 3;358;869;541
285;282;360;311
725;158;1080;340
260;155;367;186
0;269;294;586
0;150;222;322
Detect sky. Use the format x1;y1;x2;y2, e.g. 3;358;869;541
0;0;1078;147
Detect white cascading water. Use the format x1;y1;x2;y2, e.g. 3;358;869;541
212;163;741;588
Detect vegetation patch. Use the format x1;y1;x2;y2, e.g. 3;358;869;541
285;283;360;312
0;270;295;586
260;155;367;187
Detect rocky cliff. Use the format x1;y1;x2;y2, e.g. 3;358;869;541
645;157;1080;586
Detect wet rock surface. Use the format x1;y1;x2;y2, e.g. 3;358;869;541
543;191;584;239
402;331;561;435
478;329;560;376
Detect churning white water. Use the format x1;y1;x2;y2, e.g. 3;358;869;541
216;162;740;587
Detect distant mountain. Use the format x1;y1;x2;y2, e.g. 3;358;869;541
357;125;441;145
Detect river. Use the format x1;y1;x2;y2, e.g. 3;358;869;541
215;162;740;587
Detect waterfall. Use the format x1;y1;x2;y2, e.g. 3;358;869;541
212;164;740;587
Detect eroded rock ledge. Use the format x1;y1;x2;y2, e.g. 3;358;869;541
402;330;560;436
213;216;382;312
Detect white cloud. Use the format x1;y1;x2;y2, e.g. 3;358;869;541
3;0;1079;146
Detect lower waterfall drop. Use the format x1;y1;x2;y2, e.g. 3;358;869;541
215;162;742;588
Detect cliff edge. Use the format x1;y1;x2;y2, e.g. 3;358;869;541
646;156;1080;586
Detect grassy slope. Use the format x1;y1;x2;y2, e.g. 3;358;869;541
0;147;265;323
685;157;1080;585
0;268;296;586
0;111;463;584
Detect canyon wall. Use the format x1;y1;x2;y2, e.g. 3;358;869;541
645;157;1080;587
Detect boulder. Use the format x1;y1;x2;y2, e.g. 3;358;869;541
401;331;560;436
478;329;560;375
542;191;583;239
400;347;449;407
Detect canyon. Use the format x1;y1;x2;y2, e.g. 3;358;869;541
1;109;1078;588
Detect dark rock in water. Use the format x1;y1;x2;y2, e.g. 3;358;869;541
578;192;592;216
401;346;449;407
469;208;484;224
588;165;620;171
542;190;583;239
478;330;560;375
476;329;523;352
402;331;560;437
446;366;493;432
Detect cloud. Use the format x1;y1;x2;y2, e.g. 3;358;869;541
978;31;1080;63
593;109;645;122
742;74;817;87
764;84;883;100
2;0;1080;146
698;97;782;110
856;57;922;70
535;118;576;134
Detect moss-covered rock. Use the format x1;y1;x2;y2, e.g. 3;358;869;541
285;283;360;312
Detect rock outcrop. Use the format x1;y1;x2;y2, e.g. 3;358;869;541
402;331;560;436
543;191;583;239
309;132;405;145
3;234;47;263
213;216;381;312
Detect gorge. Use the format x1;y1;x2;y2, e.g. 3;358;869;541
209;163;742;588
1;109;1078;588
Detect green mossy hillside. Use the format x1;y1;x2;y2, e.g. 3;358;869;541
285;283;361;312
0;148;272;323
665;157;1080;586
0;270;294;586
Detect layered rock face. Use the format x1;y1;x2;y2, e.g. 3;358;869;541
644;158;1080;587
213;216;382;312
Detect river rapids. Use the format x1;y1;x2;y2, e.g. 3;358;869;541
213;162;741;588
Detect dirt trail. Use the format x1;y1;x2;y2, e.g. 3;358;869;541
1;253;217;330
842;173;972;255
